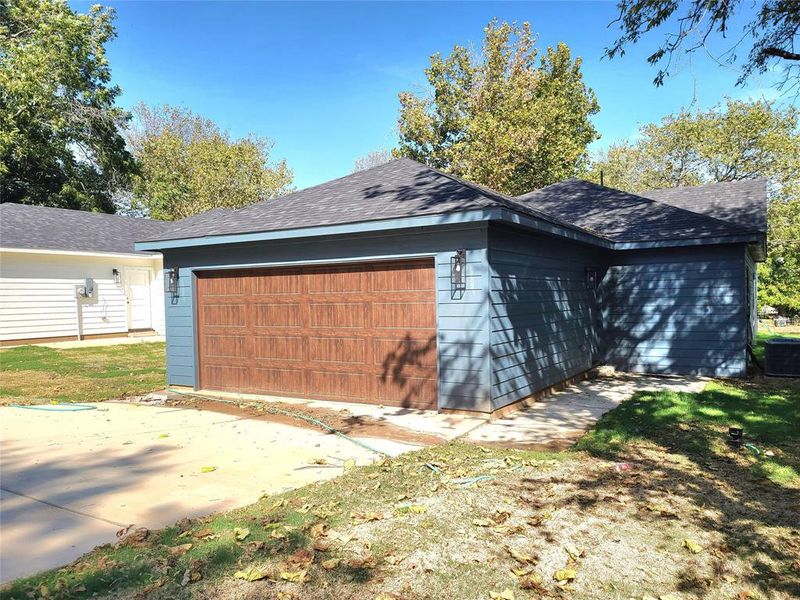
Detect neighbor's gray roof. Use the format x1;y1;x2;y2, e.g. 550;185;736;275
639;179;767;233
514;178;761;242
139;158;594;243
138;159;762;246
0;203;171;254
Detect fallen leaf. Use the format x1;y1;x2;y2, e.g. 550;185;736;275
507;546;536;564
158;433;169;438
308;457;327;465
321;558;340;570
511;566;534;577
564;544;584;560
683;538;703;554
343;459;356;472
233;566;270;582
519;572;545;590
384;552;407;566
347;555;378;569
553;568;577;582
309;522;327;538
269;528;287;540
473;518;493;527
168;543;193;557
280;570;307;583
233;527;250;541
352;512;384;524
313;538;332;552
269;499;288;510
200;466;217;473
285;548;314;570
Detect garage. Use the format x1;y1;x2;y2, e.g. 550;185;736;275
195;259;438;409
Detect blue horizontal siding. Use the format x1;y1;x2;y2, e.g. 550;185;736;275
161;224;491;411
488;224;603;410
602;245;748;377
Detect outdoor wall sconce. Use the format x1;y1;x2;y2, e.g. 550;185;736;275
112;268;121;285
167;268;180;298
585;267;599;289
451;249;467;298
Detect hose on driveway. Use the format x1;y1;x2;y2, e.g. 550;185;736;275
9;403;97;411
167;388;391;458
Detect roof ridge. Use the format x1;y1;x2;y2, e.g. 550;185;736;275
0;202;171;227
410;162;615;242
642;177;766;195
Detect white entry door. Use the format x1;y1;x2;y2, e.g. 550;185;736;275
126;268;152;330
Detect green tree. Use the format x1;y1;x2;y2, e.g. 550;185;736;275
126;103;294;220
589;99;800;315
606;0;800;89
0;0;133;212
395;20;599;196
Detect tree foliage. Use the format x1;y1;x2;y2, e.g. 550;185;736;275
0;0;133;212
606;0;800;90
589;99;800;315
352;149;393;173
395;20;599;196
126;103;294;221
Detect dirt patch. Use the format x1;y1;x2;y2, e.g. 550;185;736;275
159;393;447;447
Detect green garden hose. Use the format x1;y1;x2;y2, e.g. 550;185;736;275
9;403;97;411
167;388;391;457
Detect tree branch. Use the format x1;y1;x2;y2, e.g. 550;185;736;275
762;47;800;61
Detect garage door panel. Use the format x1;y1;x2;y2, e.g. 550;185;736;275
309;303;367;328
373;302;436;329
307;269;370;294
201;277;245;297
252;367;306;395
308;336;367;364
373;265;435;292
204;365;248;390
202;304;247;327
251;272;302;295
308;370;368;400
253;303;302;327
374;336;437;367
374;375;437;404
253;335;304;361
204;335;247;358
196;259;438;409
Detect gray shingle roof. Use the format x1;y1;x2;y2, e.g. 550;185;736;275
136;159;762;247
139;158;590;243
0;203;171;254
514;178;760;242
640;179;767;233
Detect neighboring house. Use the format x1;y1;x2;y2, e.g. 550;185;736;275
0;203;172;345
136;159;766;414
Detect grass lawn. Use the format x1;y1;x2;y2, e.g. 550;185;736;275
3;377;798;600
0;342;166;405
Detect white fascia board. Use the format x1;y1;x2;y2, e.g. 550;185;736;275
0;247;161;260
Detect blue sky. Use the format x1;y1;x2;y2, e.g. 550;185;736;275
83;1;783;189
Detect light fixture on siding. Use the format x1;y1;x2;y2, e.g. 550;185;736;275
585;267;599;289
112;268;121;285
451;249;467;297
167;268;180;298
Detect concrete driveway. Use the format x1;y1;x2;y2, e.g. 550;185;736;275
0;402;412;582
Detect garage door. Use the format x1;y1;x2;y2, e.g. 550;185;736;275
195;259;438;409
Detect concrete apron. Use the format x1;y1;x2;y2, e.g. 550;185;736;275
0;402;415;583
467;374;707;448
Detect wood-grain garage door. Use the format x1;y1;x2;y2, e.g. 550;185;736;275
195;259;438;409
